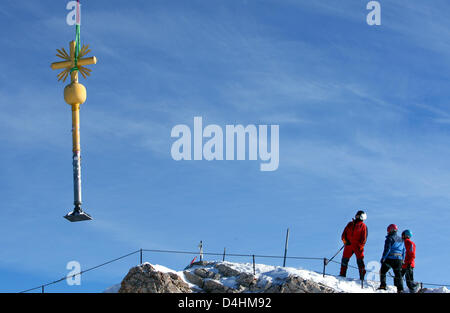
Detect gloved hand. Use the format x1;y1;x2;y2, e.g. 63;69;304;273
380;258;385;264
342;239;350;246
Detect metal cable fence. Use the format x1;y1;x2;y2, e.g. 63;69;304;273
18;247;450;293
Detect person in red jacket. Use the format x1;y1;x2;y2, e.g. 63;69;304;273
339;210;368;280
401;229;418;293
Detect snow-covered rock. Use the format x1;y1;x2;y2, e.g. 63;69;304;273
182;262;334;293
105;261;450;293
118;263;191;293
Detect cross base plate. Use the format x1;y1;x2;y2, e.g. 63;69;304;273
64;207;93;222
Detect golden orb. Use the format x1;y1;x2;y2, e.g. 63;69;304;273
64;82;87;105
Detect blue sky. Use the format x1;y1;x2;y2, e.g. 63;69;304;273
1;0;450;292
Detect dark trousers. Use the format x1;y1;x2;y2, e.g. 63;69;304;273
340;256;365;279
401;266;418;292
380;259;404;292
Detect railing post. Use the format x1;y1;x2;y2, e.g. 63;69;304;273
223;247;226;262
41;285;44;293
283;228;290;267
252;255;256;275
199;241;203;262
323;258;327;277
140;249;143;265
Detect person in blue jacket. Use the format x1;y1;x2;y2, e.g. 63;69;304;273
378;224;405;293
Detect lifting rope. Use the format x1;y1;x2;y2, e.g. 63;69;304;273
70;0;81;73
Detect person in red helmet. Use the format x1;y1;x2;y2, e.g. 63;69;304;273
378;224;405;293
339;210;368;280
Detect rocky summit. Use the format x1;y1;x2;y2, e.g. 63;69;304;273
118;261;334;293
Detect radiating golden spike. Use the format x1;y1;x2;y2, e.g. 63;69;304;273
79;67;91;77
57;48;69;58
62;71;69;82
79;70;87;80
57;70;66;79
56;52;70;61
62;48;69;57
56;53;68;60
80;66;92;73
79;44;90;56
57;70;69;82
79;50;91;58
57;69;68;80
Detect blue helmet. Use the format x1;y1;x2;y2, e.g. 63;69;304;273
402;229;412;239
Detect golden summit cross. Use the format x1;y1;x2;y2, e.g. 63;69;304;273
51;40;97;83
